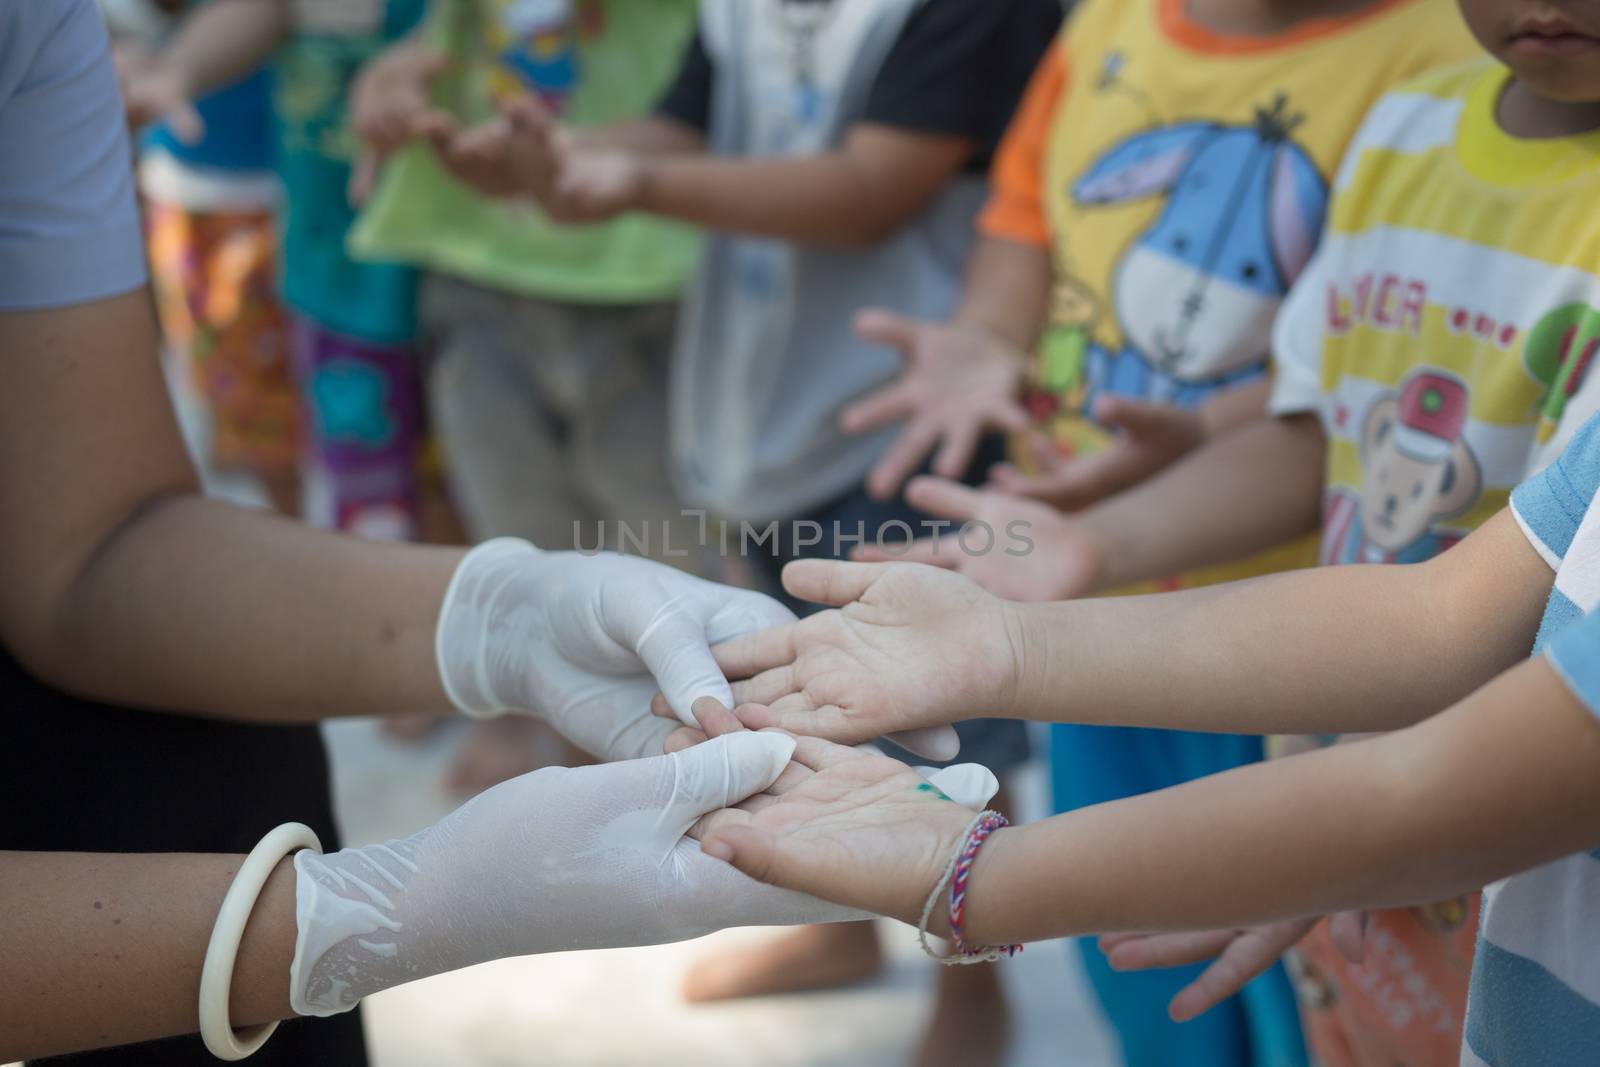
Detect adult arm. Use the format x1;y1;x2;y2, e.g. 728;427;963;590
1;733;866;1061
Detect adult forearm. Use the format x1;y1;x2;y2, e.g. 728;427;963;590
961;657;1600;946
949;235;1053;350
159;0;288;99
0;851;298;1062
1009;508;1550;736
1083;413;1327;589
40;496;460;723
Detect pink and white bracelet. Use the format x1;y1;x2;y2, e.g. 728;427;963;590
916;809;1023;965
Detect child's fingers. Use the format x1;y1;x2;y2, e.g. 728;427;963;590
903;476;982;523
1102;929;1238;971
690;697;748;739
788;734;875;773
931;421;982;481
1328;909;1370;963
690;806;751;841
163;99;206;145
781;558;893;609
766;757;814;795
865;419;941;500
699;824;781;884
850;536;961;567
1166;943;1280;1023
853;307;922;355
992;397;1034;436
650;692;677;720
839;380;914;435
728;664;799;707
882;726;961;763
663;727;708;754
348;148;382;206
501;91;555;132
713;622;801;681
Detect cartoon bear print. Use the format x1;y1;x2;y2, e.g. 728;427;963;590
1067;95;1329;411
1322;370;1483;566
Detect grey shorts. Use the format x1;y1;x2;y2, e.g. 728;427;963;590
422;274;700;564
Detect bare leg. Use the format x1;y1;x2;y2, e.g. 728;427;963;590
681;920;884;1003
445;715;595;796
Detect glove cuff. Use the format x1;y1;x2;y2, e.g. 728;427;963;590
435;538;541;717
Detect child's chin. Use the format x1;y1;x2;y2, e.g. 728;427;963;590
1507;61;1600;106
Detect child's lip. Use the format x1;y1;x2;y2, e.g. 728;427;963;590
1508;14;1598;43
1507;29;1600;58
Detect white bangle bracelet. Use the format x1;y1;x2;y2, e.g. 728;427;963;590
199;822;323;1061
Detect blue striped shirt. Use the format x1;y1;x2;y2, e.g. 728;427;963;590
1473;414;1600;1065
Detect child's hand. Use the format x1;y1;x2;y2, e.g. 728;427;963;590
1099;911;1368;1022
988;397;1207;512
843;311;1032;501
851;477;1108;603
698;736;987;928
348;40;449;203
114;42;202;143
707;560;1026;758
422;96;645;223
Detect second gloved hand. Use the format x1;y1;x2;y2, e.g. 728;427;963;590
289;732;997;1016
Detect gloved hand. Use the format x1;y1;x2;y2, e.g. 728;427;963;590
289;732;996;1016
435;541;960;761
435;540;796;761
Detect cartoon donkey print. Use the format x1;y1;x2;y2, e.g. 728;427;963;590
1072;96;1329;408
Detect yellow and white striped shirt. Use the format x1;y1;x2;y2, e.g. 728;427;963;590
1272;59;1600;568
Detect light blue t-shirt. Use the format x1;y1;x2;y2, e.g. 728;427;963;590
1470;414;1600;1065
0;0;147;310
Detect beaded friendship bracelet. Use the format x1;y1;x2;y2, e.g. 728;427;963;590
916;809;1023;965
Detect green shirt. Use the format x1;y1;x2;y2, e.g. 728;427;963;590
350;0;700;304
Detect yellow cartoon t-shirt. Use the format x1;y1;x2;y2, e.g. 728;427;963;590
981;0;1478;588
1271;60;1600;568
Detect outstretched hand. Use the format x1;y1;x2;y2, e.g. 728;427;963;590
988;395;1206;512
114;43;203;143
348;40;450;203
1100;910;1370;1022
851;477;1108;602
419;95;645;222
690;560;1025;757
843;311;1031;501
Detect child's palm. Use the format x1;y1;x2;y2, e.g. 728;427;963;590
722;563;1022;755
700;741;977;925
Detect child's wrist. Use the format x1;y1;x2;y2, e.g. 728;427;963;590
955;825;1018;947
1005;602;1061;721
630;154;661;213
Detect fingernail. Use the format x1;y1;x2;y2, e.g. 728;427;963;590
701;839;734;861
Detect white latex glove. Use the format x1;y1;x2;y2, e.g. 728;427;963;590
435;540;959;761
435;540;793;760
289;732;996;1016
